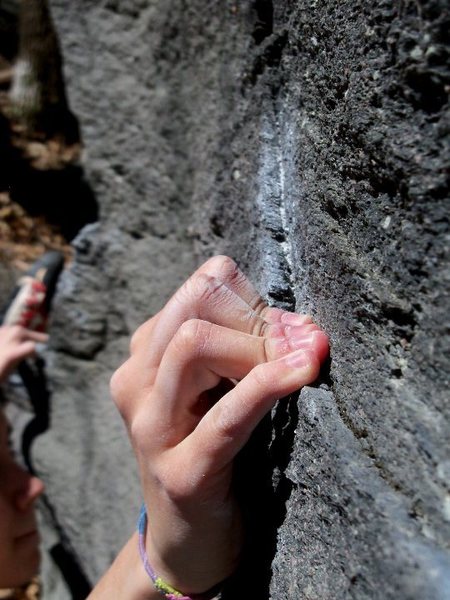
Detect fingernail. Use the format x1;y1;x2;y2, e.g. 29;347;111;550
280;312;312;326
287;332;315;350
285;322;316;336
284;349;311;368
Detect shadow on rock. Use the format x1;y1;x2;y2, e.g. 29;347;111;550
223;396;298;600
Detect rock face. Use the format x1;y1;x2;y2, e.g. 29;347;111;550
24;0;450;598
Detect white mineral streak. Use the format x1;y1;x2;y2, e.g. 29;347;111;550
256;110;296;301
275;114;295;279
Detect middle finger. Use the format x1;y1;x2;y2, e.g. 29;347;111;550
147;273;270;367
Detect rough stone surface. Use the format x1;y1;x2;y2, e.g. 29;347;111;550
9;0;449;598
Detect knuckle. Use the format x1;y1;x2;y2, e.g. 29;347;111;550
204;255;238;279
109;361;130;414
129;317;155;354
205;256;267;312
175;319;212;355
188;273;224;305
203;255;249;292
129;404;164;457
130;323;145;354
129;328;142;354
129;414;150;448
212;255;244;289
177;318;202;341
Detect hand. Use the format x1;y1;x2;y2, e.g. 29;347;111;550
0;325;48;383
110;256;329;596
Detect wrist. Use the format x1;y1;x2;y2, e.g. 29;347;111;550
139;505;236;598
145;550;224;600
88;533;160;600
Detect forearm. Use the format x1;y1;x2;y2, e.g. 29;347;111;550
88;532;160;600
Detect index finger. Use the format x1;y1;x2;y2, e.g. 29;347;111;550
144;257;273;367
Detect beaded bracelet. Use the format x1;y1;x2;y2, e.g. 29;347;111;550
137;504;222;600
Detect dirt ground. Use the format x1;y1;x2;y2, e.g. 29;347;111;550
0;60;74;300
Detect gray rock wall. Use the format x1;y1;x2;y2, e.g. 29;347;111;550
32;0;449;598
